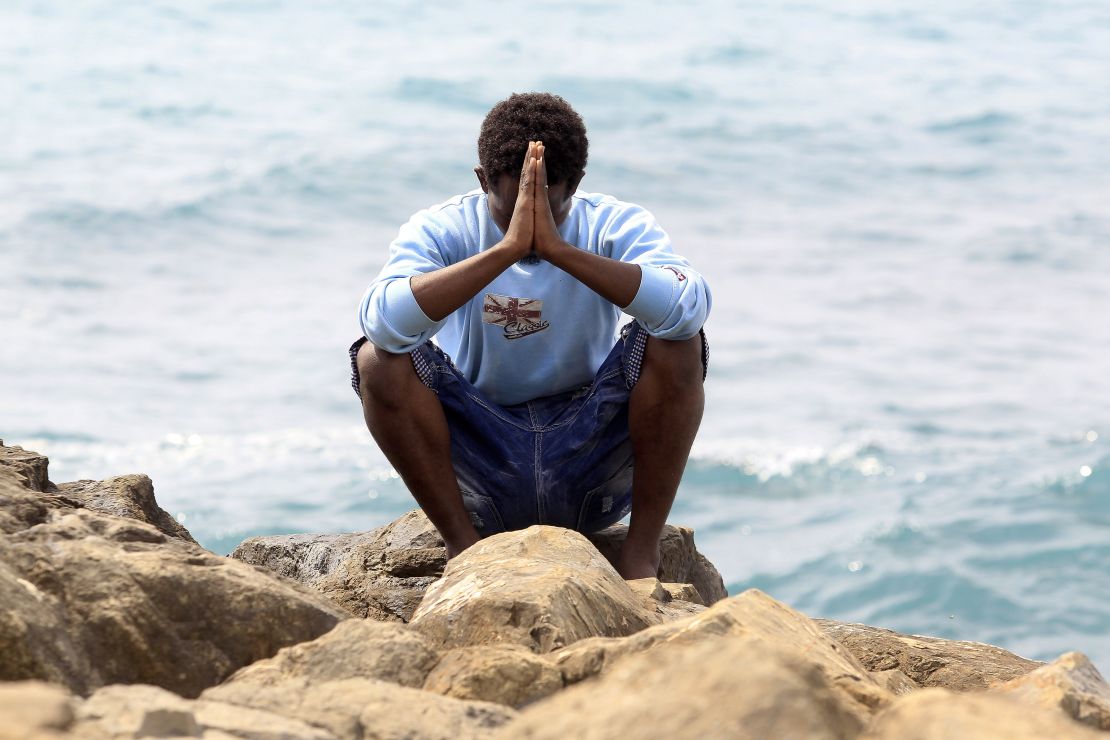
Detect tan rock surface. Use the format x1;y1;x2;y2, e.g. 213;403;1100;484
221;618;439;690
423;645;563;708
0;681;75;740
870;668;919;696
993;651;1110;731
410;526;658;653
0;442;54;493
860;687;1104;739
660;581;705;605
57;475;197;544
203;676;516;740
498;636;864;740
817;619;1042;691
552;588;883;723
626;576;708;622
1;461;346;697
73;683;335;739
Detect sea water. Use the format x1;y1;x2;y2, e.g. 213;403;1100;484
3;1;1110;670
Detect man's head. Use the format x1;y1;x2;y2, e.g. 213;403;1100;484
475;92;588;231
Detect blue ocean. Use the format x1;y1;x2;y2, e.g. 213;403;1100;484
3;1;1109;671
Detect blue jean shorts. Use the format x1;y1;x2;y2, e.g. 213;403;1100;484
350;322;708;536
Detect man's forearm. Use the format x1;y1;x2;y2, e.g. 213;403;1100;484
411;244;520;321
544;243;642;309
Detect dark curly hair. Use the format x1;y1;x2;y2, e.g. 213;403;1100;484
478;93;588;186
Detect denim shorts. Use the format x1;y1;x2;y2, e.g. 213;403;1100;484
349;322;708;536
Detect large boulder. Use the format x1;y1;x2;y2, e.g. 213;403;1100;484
0;443;194;544
0;456;346;697
817;619;1042;691
57;475;197;545
423;646;564;708
230;509;728;621
0;442;54;492
73;684;334;739
219;618;440;690
859;688;1104;739
409;526;659;653
204;614;518;739
551;588;888;723
203;676;516;740
992;651;1110;731
497;635;865;740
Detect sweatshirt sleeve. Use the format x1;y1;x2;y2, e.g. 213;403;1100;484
603;203;712;340
358;210;451;353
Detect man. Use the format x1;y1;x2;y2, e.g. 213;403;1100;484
350;93;710;579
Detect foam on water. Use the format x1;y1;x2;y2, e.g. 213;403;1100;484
4;0;1110;669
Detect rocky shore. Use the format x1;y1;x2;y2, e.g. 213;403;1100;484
2;440;1108;739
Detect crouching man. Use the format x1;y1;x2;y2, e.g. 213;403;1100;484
350;92;711;579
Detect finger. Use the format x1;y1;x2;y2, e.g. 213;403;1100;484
536;144;548;192
520;149;534;197
520;141;535;183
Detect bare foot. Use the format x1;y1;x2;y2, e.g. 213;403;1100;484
444;532;481;560
616;546;661;580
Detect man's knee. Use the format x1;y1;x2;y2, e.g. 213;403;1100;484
640;334;705;393
356;341;422;408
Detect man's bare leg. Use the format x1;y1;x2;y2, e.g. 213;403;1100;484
356;341;480;558
617;334;705;580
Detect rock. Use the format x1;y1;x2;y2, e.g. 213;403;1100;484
627;576;670;603
75;684;199;738
191;699;336;740
870;668;919;696
220;618;440;690
0;466;78;536
1;488;346;696
57;475;198;544
73;683;334;739
203;677;516;740
660;582;705;605
423;645;564;708
0;681;75;740
497;636;865;740
231;509;728;621
587;522;727;605
859;688;1104;739
0;442;198;544
626;577;708;623
410;526;658;653
230;509;446;621
0;442;54;493
817;619;1042;691
552;589;883;723
992;651;1110;731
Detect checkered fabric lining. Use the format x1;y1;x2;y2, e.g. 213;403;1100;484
624;324;649;389
349;336;441;400
624;325;710;390
410;346;436;388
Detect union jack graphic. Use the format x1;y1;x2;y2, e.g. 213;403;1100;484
482;293;550;340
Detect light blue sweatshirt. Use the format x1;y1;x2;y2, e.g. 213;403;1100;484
359;189;711;406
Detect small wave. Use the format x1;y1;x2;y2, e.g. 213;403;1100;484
688;435;900;495
16;425;390;484
926;111;1017;134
